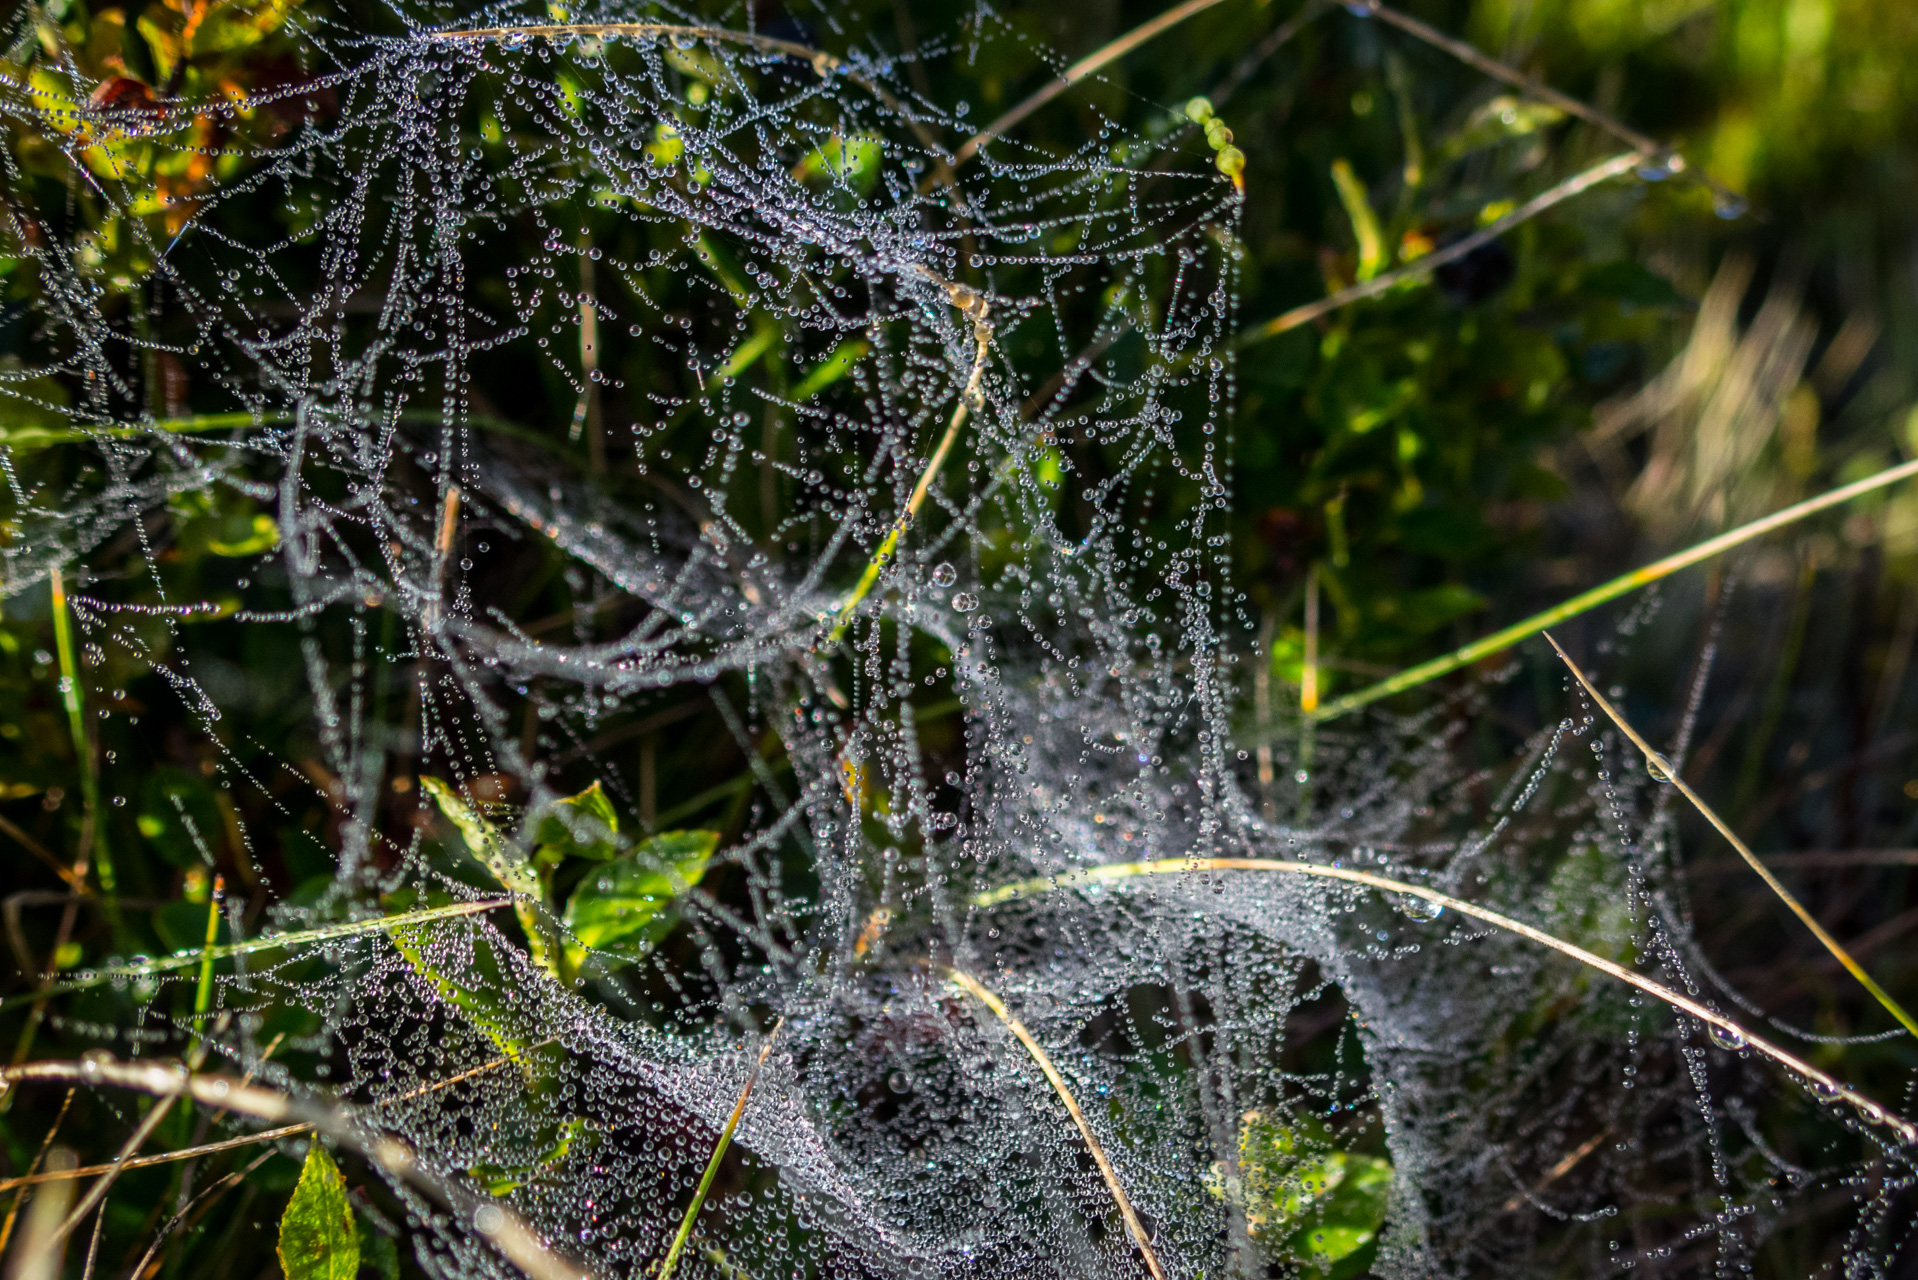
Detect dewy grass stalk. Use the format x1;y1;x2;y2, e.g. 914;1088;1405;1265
972;859;1914;1141
653;1019;784;1280
1314;455;1918;721
944;969;1171;1280
1547;633;1918;1040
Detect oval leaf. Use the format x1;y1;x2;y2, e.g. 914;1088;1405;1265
278;1144;358;1280
563;830;717;967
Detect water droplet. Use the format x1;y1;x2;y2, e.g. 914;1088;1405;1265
930;562;957;587
951;592;979;613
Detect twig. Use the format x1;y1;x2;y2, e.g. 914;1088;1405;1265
0;815;88;895
1240;150;1643;344
654;1019;784;1280
952;0;1234;168
44;1070;187;1252
1499;1127;1610;1214
0;1126;309;1193
0;898;511;1010
1546;634;1918;1040
0;1057;595;1280
1311;455;1918;721
970;858;1915;1141
945;969;1170;1280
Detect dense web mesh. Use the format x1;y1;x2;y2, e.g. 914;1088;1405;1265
3;1;1915;1277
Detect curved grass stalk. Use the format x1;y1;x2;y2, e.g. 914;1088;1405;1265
1240;150;1644;345
0;1057;594;1280
1312;455;1918;722
829;285;993;640
971;859;1916;1142
1546;633;1918;1040
945;969;1171;1280
654;1019;784;1280
0;899;510;1012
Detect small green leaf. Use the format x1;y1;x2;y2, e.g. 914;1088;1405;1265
421;776;561;980
1207;1110;1393;1278
562;830;717;971
357;1220;399;1280
1330;160;1386;283
278;1145;358;1280
532;781;621;866
468;1117;587;1195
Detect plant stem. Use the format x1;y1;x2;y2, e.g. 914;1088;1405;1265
1312;456;1918;721
829;286;992;640
1546;634;1918;1040
970;858;1913;1139
654;1019;784;1280
192;877;224;1039
0;899;511;1011
951;0;1234;168
945;969;1170;1280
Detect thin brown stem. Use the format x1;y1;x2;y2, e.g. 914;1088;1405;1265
952;0;1234;168
1546;634;1918;1041
945;969;1170;1280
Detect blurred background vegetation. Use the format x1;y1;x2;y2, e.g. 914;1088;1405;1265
5;0;1918;1274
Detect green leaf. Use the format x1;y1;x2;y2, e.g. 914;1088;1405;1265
468;1117;587;1195
1206;1111;1393;1277
421;776;561;980
562;830;717;972
1330;160;1386;282
532;781;621;867
278;1145;358;1280
356;1220;399;1280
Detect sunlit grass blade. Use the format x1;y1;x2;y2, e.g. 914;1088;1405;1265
1240;151;1643;345
1312;456;1918;721
945;969;1171;1280
0;899;511;1011
1546;633;1918;1040
654;1019;784;1280
971;858;1913;1141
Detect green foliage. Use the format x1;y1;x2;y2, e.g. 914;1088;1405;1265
1206;1110;1394;1278
278;1145;358;1280
563;830;717;972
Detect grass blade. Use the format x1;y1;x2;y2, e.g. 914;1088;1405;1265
971;858;1914;1141
0;899;511;1011
1546;633;1918;1040
1240;151;1643;345
654;1019;784;1280
49;569;116;917
1312;456;1918;721
945;969;1171;1280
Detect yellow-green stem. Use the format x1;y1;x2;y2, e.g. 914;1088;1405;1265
0;898;510;1011
1546;634;1918;1040
1314;456;1918;721
192;877;224;1035
655;1019;784;1280
971;858;1912;1139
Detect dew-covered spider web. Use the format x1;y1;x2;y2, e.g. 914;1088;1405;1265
3;0;1915;1276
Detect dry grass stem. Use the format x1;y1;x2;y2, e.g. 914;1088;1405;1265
971;859;1914;1141
952;0;1233;167
0;1057;595;1280
945;968;1171;1280
1546;633;1918;1040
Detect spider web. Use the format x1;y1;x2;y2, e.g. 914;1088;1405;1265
3;1;1914;1276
